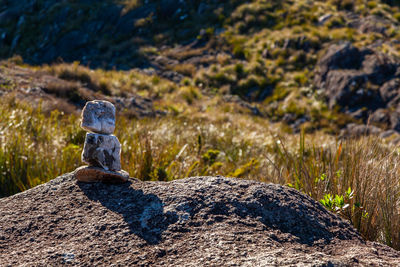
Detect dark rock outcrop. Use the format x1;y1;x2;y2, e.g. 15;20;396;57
315;42;400;132
0;174;399;266
380;78;400;107
340;123;382;138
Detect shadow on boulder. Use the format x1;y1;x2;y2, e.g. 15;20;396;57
77;180;178;244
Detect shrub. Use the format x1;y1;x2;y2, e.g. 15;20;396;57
52;63;111;95
43;81;80;102
179;86;202;104
173;64;197;77
394;12;400;22
8;55;24;65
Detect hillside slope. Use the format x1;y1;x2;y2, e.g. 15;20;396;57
0;174;399;266
2;0;400;133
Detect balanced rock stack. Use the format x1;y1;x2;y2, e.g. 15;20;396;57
74;100;129;183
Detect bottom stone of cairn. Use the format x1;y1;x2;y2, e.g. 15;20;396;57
74;166;129;184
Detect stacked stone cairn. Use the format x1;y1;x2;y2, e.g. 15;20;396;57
74;100;129;183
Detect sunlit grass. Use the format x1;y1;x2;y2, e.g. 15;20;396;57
0;102;83;195
1;99;399;249
41;62;177;99
271;132;400;249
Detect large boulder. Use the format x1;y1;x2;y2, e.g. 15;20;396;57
321;70;373;109
314;42;363;82
0;174;399;266
361;52;398;85
315;43;398;109
368;108;390;126
379;78;400;107
340;123;382;138
315;42;400;131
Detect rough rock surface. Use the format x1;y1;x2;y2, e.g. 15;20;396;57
74;166;129;184
0;174;399;266
314;42;398;110
82;133;121;171
314;42;400;132
340;123;382;138
81;100;116;134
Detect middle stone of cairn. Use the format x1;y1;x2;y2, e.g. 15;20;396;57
75;100;129;183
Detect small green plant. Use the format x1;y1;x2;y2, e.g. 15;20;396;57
319;186;353;213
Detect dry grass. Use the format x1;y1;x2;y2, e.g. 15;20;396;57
172;64;197;77
41;63;177;100
0;98;399;249
270;132;400;248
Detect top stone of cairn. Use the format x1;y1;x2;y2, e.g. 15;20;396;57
81;100;116;134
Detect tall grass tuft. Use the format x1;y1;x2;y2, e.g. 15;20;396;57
0;102;83;196
269;131;400;249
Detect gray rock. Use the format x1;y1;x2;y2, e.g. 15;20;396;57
82;133;121;171
368;108;389;125
390;111;400;131
1;175;399;266
111;96;164;118
314;42;399;123
380;130;396;139
314;42;362;82
348;108;367;119
340;123;382;138
318;14;332;25
361;52;398;85
380;78;400;105
81;100;116;134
